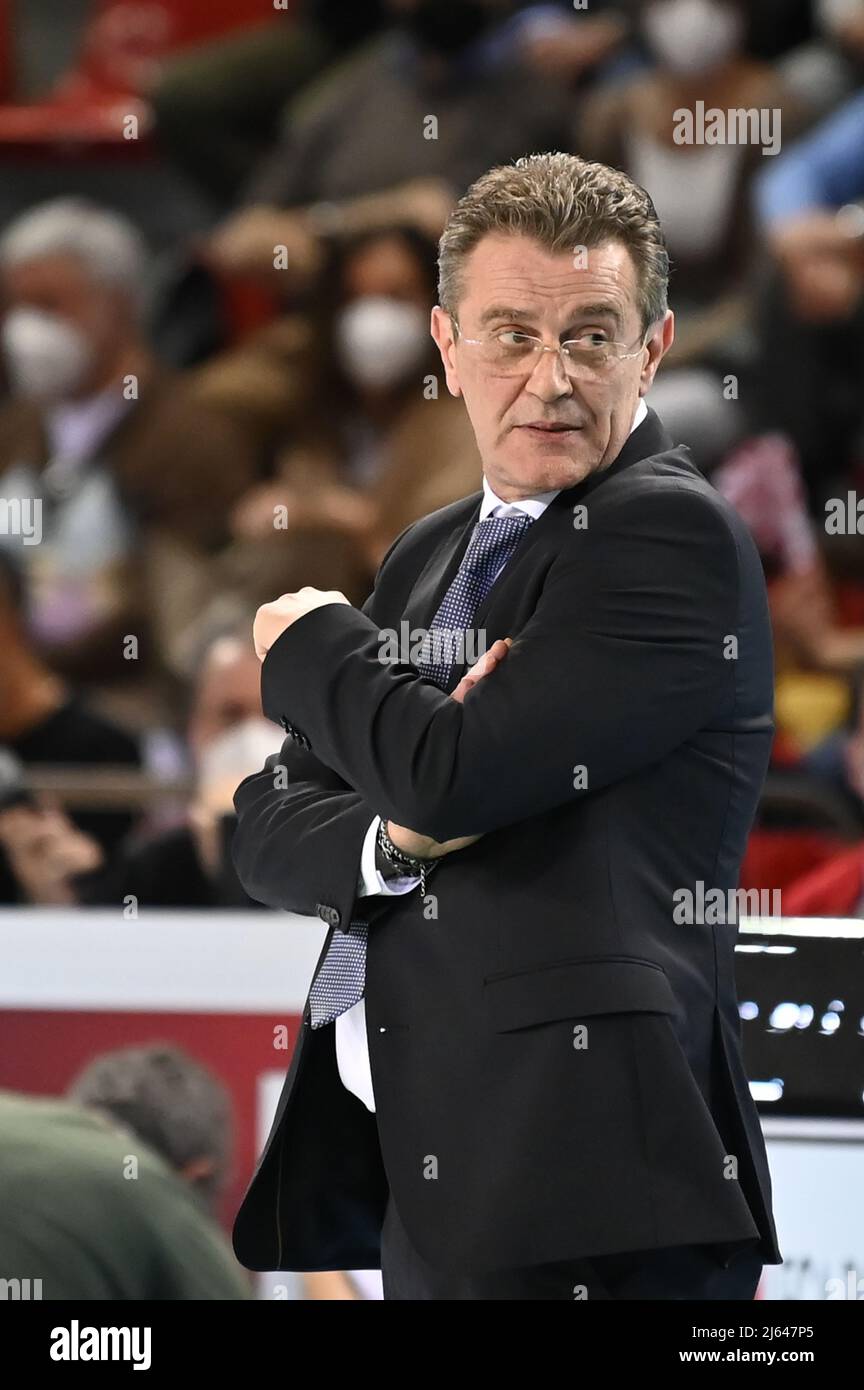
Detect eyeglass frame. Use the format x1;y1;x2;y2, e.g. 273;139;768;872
449;313;653;375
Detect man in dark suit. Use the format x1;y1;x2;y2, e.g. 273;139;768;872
231;152;781;1299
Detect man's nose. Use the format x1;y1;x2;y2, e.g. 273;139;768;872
525;346;574;402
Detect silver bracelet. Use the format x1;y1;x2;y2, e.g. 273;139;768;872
376;819;438;896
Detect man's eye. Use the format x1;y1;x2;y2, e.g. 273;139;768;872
496;331;534;347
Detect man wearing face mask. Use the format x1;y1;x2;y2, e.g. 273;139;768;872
335;294;431;395
65;630;280;912
0;198;259;720
577;0;808;454
580;0;809;321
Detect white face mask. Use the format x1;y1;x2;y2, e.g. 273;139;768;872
197;716;283;789
1;307;95;399
643;0;743;77
335;296;429;391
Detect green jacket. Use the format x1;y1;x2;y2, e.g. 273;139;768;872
0;1090;252;1300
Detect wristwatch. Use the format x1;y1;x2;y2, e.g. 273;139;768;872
375;819;438;895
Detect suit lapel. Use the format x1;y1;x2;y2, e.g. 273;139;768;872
399;407;676;686
400;496;481;633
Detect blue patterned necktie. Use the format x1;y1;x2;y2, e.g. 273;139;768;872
308;511;535;1028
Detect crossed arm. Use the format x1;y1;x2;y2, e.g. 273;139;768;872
232;486;743;914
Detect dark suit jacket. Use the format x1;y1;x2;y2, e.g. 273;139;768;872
230;407;782;1275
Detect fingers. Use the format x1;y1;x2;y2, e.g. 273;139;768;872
450;637;513;703
470;638;510;679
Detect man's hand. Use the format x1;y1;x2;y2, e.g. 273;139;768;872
387;638;512;860
204;206;324;282
253;587;351;661
0;803;103;905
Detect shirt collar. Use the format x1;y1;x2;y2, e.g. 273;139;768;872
479;397;649;520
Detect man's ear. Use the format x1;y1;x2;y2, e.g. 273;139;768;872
639;309;674;395
431;306;463;398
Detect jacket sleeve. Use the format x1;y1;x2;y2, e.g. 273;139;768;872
258;485;757;841
230;522;417;917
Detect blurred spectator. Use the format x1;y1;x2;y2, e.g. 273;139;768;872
711;432;864;675
802;666;864;820
203;0;580;288
757;87;864;321
0;197;262;720
578;0;812;466
495;2;630;86
192;227;482;585
754;89;864;507
0;1088;250;1299
73;629;280;910
68;1044;233;1217
0;550;142;905
152;1;389;209
778;0;864;118
579;0;808;370
702;430;864;766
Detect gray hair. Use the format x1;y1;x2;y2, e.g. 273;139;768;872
438;152;670;333
68;1044;232;1210
0;197;149;306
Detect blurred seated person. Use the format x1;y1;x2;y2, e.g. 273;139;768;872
201;0;584;290
711;431;864;676
707;430;864;762
0;198;261;722
0;1089;250;1300
0;551;142;905
801;665;864;824
190;227;483;592
578;0;808;371
151;0;389;209
68;1044;233;1220
17;628;281;911
778;0;864;119
753;89;864;506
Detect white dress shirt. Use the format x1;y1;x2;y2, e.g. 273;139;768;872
334;397;649;1111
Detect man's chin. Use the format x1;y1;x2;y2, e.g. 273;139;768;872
512;436;599;489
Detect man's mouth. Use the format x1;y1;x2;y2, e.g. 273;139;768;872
518;421;583;435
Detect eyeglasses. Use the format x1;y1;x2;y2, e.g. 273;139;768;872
451;317;649;381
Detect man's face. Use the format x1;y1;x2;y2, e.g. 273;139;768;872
188;639;264;760
4;254;118;342
2;253;127;397
431;233;673;500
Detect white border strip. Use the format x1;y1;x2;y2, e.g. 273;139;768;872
740;916;864;938
0;908;324;1012
762;1116;864;1143
1;910;861;1012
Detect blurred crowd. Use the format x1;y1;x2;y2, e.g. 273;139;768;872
1;0;864;1299
2;0;864;912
